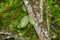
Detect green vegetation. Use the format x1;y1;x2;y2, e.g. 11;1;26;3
0;0;60;40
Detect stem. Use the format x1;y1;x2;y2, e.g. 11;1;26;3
0;31;25;40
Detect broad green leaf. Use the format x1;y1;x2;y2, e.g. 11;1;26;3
22;5;26;12
20;16;29;28
29;16;35;25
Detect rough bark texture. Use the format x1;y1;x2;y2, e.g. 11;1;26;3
23;0;50;40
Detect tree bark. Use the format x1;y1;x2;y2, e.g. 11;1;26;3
23;0;50;40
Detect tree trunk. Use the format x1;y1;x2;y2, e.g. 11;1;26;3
23;0;50;40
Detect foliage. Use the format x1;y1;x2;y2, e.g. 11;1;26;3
43;0;60;40
0;0;60;40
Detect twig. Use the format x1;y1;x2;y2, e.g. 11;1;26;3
46;0;50;31
0;31;25;40
50;19;60;35
50;19;60;24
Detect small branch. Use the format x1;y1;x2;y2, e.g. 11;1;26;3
50;25;59;35
0;32;11;34
0;31;25;40
39;0;43;23
46;0;50;31
50;19;60;35
50;19;60;24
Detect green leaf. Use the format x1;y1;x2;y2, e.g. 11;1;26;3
22;5;26;12
29;16;35;25
20;16;29;28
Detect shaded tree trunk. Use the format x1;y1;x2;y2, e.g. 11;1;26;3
23;0;50;40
